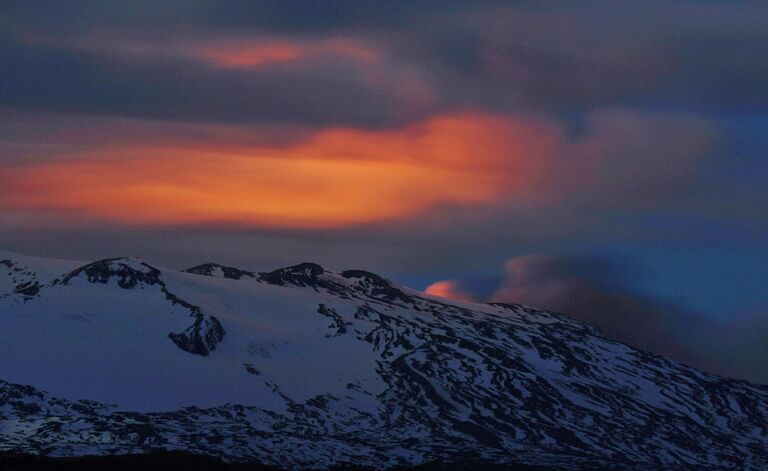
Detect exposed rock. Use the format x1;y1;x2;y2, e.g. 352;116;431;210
341;269;412;304
59;258;161;289
168;314;225;357
259;262;326;288
184;263;256;280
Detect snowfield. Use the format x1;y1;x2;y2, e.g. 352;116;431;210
1;250;767;469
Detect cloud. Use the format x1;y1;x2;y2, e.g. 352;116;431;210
186;37;381;69
0;1;503;36
4;1;768;128
567;109;717;206
0;34;434;128
428;254;768;383
424;280;477;303
0;107;717;229
487;255;693;360
0;111;565;228
431;254;701;363
42;33;382;69
703;305;768;383
418;1;768;114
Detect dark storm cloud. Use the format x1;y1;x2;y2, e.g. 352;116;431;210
0;34;429;127
413;1;768;115
0;1;502;34
3;1;768;125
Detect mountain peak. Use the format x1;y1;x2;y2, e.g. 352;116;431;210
259;262;325;287
58;257;161;289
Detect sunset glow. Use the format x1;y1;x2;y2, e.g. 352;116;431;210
191;37;380;68
3;0;767;391
0;113;560;228
424;280;477;302
3;4;768;468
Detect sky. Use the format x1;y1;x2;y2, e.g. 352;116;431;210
1;1;767;382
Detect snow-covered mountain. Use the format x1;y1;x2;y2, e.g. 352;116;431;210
1;249;767;469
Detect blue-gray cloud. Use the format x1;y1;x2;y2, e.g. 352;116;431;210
2;1;768;125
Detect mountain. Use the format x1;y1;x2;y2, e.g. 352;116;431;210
1;250;767;470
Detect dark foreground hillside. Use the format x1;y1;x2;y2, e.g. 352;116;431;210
0;452;582;471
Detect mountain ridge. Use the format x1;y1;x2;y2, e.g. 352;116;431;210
1;250;766;469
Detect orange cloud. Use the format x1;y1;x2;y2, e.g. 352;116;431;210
184;36;437;108
32;32;380;69
187;37;380;68
424;280;477;303
0;112;563;228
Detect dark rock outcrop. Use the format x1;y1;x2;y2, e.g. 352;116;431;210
259;263;326;288
184;263;256;280
168;314;226;356
59;258;162;289
259;263;413;306
341;270;411;304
